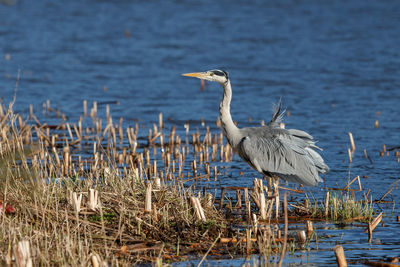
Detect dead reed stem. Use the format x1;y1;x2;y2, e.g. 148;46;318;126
190;196;206;222
365;212;383;234
278;193;288;267
348;148;352;163
196;232;221;267
333;245;347;267
348;132;355;152
306;220;313;237
343;176;362;191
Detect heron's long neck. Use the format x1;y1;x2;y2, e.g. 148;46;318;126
219;80;240;147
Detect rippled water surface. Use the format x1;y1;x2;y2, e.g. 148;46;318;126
1;0;400;265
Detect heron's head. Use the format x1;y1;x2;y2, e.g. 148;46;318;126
182;69;229;85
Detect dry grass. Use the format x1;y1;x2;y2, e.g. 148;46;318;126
1;169;228;265
0;105;233;265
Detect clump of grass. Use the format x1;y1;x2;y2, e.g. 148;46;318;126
292;191;374;222
324;193;374;221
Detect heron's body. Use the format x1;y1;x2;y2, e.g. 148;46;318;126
183;70;329;186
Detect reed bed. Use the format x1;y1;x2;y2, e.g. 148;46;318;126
0;101;384;265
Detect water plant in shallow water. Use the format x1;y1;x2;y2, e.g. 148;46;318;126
292;191;374;222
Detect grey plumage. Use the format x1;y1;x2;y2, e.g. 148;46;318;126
182;69;329;186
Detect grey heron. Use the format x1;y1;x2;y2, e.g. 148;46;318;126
182;69;329;186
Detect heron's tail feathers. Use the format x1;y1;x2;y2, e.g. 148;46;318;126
268;99;285;127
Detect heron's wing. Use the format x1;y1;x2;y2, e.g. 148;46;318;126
237;128;326;186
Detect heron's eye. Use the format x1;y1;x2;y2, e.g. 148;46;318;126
213;70;225;77
210;72;214;76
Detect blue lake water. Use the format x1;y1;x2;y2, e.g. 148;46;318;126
1;0;400;265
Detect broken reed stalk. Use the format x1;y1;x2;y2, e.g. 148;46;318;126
83;100;87;116
306;220;313;237
236;189;242;208
219;237;257;244
72;192;83;214
196;232;221;267
343;176;362;191
244;188;251;223
274;178;280;219
145;183;152;213
88;189;99;211
364;149;373;164
324;191;330;218
348;148;352;163
278;192;288;267
252;179;267;220
246;228;252;255
348;132;355;152
364;212;383;237
154;177;161;189
206;193;213;208
297;230;306;243
219;188;226;210
260;189;267;220
91;254;101;267
14;240;33;267
333;245;347;267
368;223;373;243
190;196;206;221
29;104;33;119
379;188;393;202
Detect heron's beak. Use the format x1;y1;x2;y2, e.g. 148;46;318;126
182;72;208;79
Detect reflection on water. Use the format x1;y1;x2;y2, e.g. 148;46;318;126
1;0;400;265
